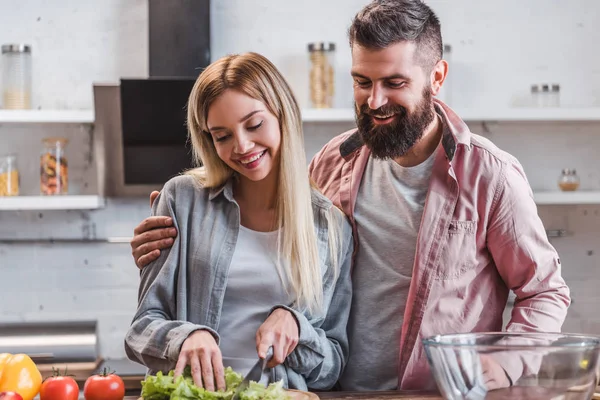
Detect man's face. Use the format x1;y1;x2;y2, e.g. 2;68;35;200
351;41;436;159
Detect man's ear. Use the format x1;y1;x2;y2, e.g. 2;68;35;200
430;59;448;96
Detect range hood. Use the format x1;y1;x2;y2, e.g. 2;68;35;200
93;0;210;196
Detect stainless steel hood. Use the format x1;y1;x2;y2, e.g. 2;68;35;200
93;0;210;197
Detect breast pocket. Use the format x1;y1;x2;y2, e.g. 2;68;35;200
435;220;478;280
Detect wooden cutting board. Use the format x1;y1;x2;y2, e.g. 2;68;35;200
137;389;320;400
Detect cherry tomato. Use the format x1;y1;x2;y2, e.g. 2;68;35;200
40;375;79;400
83;369;125;400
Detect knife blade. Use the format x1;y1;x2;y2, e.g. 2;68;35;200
231;346;274;400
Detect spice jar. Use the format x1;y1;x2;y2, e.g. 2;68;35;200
40;137;69;195
558;169;580;192
0;154;19;196
1;44;32;109
308;42;335;109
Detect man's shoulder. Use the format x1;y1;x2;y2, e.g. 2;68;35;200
311;128;358;167
466;133;521;168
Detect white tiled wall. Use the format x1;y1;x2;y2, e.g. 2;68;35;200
0;0;599;359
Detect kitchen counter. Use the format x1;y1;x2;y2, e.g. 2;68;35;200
124;391;442;400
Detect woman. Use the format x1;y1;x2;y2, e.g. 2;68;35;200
124;52;353;393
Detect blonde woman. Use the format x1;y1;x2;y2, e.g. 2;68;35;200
124;52;353;393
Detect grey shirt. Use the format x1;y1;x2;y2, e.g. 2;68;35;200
124;174;354;391
339;153;435;391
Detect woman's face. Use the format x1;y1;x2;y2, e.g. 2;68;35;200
206;89;281;183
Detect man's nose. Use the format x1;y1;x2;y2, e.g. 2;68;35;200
367;86;388;110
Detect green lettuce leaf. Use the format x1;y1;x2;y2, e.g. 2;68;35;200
140;366;290;400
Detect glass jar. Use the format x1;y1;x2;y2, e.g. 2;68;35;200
308;42;335;109
558;169;580;192
530;84;541;107
1;44;32;110
0;154;19;196
40;137;69;195
550;83;561;107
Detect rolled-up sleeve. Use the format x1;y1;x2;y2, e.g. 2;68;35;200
124;182;219;373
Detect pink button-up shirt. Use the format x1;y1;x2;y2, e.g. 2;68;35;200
308;99;570;389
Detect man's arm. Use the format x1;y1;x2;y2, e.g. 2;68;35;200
486;161;571;382
130;190;178;268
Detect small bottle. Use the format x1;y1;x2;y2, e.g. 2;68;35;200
0;154;19;196
1;44;32;109
531;84;541;107
541;84;550;107
558;169;580;192
550;84;560;107
40;137;69;195
308;42;336;108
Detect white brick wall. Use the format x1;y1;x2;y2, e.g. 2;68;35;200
0;0;599;359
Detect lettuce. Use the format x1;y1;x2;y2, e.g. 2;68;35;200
140;367;290;400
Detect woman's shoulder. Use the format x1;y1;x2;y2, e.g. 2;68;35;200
160;173;212;204
310;188;351;231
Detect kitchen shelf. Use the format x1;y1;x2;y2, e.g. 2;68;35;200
0;110;94;124
301;108;600;123
0;195;105;210
534;191;600;205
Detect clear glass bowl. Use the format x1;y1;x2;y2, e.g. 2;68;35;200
423;332;600;400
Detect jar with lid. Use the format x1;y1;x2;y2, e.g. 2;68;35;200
558;169;580;191
308;42;335;109
1;44;32;109
40;137;69;195
0;154;19;196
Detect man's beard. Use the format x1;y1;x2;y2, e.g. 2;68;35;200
355;87;435;160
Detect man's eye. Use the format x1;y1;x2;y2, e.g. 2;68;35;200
355;80;371;88
387;81;405;88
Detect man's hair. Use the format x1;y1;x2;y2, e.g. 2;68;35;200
348;0;443;70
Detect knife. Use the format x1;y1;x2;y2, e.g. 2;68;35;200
231;346;274;400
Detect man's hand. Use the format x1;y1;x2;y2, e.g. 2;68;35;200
130;190;178;269
174;330;226;391
480;354;511;390
256;308;299;368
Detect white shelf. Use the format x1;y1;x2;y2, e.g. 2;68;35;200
302;108;355;122
0;110;94;124
534;191;600;205
460;108;600;122
301;108;600;123
0;195;105;210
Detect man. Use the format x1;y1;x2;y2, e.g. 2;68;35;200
129;0;570;391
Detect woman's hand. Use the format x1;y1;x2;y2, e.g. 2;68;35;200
256;308;299;368
174;330;226;391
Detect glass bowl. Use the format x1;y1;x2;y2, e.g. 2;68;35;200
423;332;600;399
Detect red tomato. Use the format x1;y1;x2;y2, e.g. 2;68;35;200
40;376;79;400
83;371;125;400
0;392;23;400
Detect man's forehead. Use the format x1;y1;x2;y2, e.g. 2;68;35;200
351;42;418;77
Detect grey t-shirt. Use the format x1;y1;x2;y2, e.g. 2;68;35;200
339;151;435;391
219;226;291;377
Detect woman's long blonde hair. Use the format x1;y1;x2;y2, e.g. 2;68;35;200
186;52;339;314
